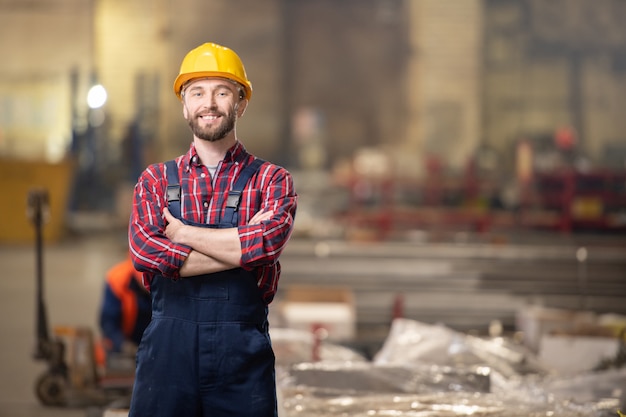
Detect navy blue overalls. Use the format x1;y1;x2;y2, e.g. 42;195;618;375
129;158;278;417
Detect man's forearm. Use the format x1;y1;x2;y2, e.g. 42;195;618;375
175;225;243;267
179;249;238;277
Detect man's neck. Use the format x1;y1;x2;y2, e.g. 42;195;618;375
193;135;237;166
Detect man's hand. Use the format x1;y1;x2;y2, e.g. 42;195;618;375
163;207;185;244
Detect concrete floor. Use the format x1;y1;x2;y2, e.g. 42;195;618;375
0;231;129;417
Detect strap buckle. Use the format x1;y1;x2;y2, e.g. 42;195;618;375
167;185;180;202
226;190;242;211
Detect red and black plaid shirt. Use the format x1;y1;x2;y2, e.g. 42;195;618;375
128;141;297;304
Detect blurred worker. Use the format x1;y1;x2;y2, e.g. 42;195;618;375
99;257;151;356
128;42;297;417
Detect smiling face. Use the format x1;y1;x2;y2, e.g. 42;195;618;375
181;78;247;142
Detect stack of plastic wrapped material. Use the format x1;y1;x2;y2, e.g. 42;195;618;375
279;390;619;416
272;319;625;416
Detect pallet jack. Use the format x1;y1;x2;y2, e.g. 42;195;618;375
28;188;135;409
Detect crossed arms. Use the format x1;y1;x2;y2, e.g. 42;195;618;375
162;207;273;276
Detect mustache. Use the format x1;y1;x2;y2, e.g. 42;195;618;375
195;108;225;118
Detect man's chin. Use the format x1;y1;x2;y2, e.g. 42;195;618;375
196;127;232;142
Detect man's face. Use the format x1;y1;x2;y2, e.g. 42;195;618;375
182;78;245;142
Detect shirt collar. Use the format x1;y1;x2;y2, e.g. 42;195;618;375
183;141;248;169
224;141;248;163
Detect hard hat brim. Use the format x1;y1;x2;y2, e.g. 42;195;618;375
174;71;252;101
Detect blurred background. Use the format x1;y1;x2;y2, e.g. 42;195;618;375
2;0;626;239
1;0;626;416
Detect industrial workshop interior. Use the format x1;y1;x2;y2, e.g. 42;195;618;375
1;0;626;416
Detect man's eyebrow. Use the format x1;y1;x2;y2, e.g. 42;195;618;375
214;83;235;92
187;85;204;93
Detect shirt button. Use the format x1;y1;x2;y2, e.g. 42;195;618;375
203;201;208;208
200;173;206;178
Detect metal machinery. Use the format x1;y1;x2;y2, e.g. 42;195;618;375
521;169;626;233
28;188;134;408
333;151;626;239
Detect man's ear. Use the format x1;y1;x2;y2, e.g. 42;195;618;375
182;102;189;119
236;99;248;118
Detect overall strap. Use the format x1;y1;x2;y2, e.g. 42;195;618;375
223;158;265;226
165;160;181;219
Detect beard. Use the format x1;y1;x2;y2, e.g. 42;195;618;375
187;107;237;142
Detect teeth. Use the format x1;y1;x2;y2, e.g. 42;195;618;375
201;115;218;120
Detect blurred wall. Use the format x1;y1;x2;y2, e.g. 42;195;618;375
0;0;93;161
483;0;626;169
405;0;483;175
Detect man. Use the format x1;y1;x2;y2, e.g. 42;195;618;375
99;256;151;357
128;42;297;417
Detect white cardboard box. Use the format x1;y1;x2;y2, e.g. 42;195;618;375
278;286;356;341
538;334;619;375
516;305;596;352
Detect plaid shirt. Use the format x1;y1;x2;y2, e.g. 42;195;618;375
129;141;297;304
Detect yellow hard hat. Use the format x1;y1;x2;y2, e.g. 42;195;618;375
173;42;252;101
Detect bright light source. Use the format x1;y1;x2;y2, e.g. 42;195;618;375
87;84;107;109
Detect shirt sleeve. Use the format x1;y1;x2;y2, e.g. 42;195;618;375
238;164;297;268
128;163;191;282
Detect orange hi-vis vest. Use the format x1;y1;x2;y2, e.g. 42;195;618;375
106;258;143;338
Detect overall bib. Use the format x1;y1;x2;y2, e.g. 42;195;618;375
129;159;277;417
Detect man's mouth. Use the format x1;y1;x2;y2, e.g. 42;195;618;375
199;114;220;121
